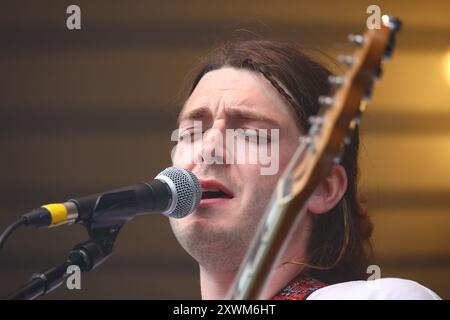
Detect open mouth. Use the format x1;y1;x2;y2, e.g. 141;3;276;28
200;179;234;201
202;189;233;199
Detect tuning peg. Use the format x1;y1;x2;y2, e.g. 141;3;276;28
381;15;402;31
333;155;342;164
359;99;368;113
363;82;374;100
383;34;397;59
373;65;383;81
318;95;334;107
308;116;324;126
348;34;365;47
328;75;345;87
344;122;359;146
343;135;352;146
303;136;316;153
349;114;361;130
308;116;324;138
337;55;354;67
333;146;345;164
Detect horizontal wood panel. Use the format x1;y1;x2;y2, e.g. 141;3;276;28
367;50;450;113
0;133;174;189
2;0;449;29
371;209;450;258
0;49;198;109
359;133;450;191
2;49;449;112
2;107;450;135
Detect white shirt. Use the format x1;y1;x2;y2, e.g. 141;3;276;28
307;278;441;300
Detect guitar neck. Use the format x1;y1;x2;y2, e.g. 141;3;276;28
227;16;401;300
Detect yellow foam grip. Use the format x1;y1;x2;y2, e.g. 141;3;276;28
42;204;68;226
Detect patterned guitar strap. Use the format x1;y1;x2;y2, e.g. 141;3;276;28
272;276;327;300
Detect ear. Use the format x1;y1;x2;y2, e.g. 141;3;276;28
307;164;348;214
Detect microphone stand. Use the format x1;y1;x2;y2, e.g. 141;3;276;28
6;191;132;300
7;226;121;300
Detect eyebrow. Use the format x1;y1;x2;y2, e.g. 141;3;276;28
226;107;280;127
177;103;281;127
177;105;209;125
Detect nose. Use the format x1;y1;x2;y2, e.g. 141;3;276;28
199;120;228;165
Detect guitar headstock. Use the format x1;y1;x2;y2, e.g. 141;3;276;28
287;16;402;196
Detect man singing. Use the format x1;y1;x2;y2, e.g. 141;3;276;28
168;40;440;300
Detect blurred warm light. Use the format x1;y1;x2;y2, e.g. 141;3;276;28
444;49;450;87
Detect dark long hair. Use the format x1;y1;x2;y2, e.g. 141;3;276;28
184;40;373;284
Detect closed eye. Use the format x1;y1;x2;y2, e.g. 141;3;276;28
235;129;272;143
178;128;204;142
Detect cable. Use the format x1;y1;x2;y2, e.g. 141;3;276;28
0;218;27;251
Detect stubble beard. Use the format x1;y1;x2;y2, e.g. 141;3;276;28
169;197;269;273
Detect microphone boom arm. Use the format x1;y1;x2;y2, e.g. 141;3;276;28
6;194;130;299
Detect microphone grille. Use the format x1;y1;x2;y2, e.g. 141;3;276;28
155;167;201;218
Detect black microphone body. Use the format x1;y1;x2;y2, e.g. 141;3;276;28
72;179;173;228
22;167;201;228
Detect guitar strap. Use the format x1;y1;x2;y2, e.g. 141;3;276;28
272;276;327;300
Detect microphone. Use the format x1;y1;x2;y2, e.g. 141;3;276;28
22;167;201;229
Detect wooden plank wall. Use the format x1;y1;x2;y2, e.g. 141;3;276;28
0;0;449;299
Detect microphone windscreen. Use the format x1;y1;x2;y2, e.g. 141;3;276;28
155;167;201;218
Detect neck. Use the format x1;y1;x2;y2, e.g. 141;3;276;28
199;262;305;300
199;266;236;300
199;211;313;300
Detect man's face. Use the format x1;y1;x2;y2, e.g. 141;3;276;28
170;67;302;272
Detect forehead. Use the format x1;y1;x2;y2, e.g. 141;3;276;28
182;67;292;119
